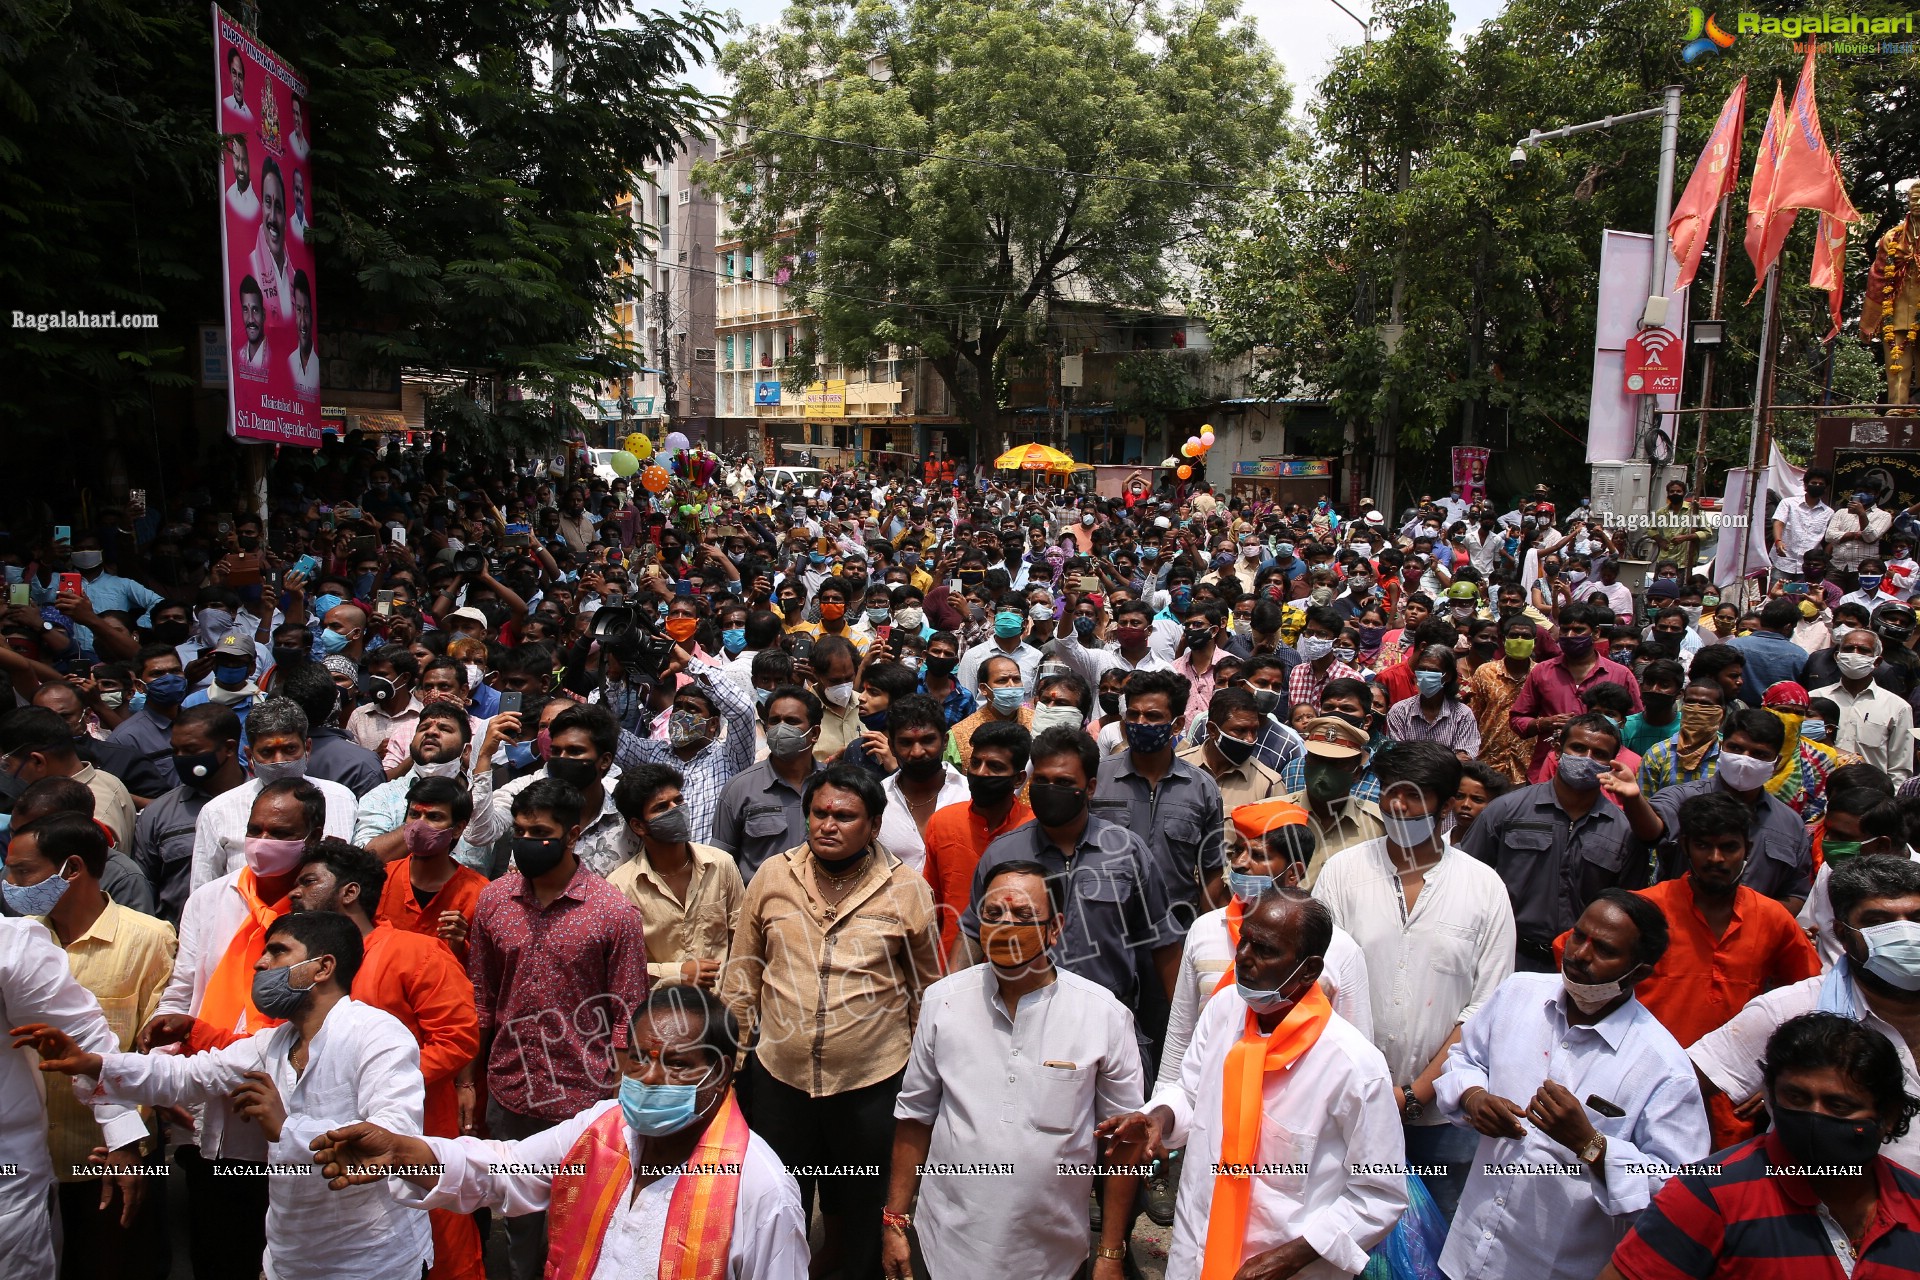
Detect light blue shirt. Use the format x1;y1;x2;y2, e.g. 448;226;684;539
353;770;497;873
79;572;164;620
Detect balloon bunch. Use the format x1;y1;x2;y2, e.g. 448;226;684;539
1176;423;1216;480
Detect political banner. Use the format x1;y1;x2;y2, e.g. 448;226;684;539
1451;446;1490;501
214;6;321;446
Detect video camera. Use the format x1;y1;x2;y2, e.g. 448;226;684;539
589;605;676;678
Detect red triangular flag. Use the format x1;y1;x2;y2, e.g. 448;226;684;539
1670;77;1746;292
1810;209;1849;342
1772;41;1858;223
1744;83;1793;299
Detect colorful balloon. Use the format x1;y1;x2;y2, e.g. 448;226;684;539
641;464;671;493
1182;442;1198;458
662;431;691;454
609;450;639;477
1177;464;1192;479
631;434;654;460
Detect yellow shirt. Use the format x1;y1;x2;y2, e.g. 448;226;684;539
44;898;176;1180
605;841;745;984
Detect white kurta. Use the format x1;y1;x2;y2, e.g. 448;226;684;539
84;997;431;1280
894;966;1145;1279
1157;905;1373;1091
0;919;151;1280
398;1098;808;1280
1149;988;1406;1280
189;776;361;894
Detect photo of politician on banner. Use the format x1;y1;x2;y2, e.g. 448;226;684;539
213;4;321;447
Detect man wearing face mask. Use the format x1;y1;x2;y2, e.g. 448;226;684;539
886;861;1146;1280
1098;891;1405;1280
1435;890;1707;1280
344;645;422;754
63;533;162;621
19;909;435;1280
1609;1014;1920;1280
1813;627;1915;784
948;652;1032;772
318;601;370;664
611;641;757;845
105;644;191;794
1693;856;1920;1173
353;703;496;871
0;706;137;852
474;704;631;879
312;987;808;1280
1462;714;1658;971
868;694;970;875
130;704;246;925
922;721;1033;956
1637;678;1730;794
1282;716;1385;886
712;687;823;882
283;839;484;1280
188;699;358;893
466;778;652;1278
136;777;323;1279
956;591;1044;698
181;631;263;725
1176;687;1284;812
1646;709;1814;914
1160;800;1372;1098
1171;599;1232;711
608;763;744;992
370;775;490;965
1313;743;1517;1222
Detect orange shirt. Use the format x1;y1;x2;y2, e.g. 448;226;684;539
1554;877;1820;1048
379;858;489;965
921;797;1033;954
354;923;481;1139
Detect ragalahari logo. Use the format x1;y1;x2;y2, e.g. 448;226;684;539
1681;8;1737;61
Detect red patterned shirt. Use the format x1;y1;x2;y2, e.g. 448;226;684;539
467;860;650;1122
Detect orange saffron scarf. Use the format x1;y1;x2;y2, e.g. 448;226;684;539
197;868;290;1038
545;1090;751;1280
1210;898;1247;997
1201;983;1332;1280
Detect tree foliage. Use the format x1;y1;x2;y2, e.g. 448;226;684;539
1196;0;1920;503
706;0;1291;438
0;0;720;456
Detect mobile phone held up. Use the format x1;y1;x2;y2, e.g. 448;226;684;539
58;573;84;598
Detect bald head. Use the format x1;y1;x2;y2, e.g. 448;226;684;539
30;683;86;735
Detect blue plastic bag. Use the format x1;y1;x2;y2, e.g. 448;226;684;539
1360;1174;1447;1280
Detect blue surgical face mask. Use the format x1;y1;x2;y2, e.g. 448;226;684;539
620;1075;701;1137
989;686;1024;714
318;627;352;655
314;593;345;617
144;672;189;705
505;740;537;768
721;627;746;654
1801;718;1828;742
993;611;1024;640
1414;670;1447;698
1228;869;1276;904
214;662;252;690
1858;919;1920;991
1237;959;1308;1014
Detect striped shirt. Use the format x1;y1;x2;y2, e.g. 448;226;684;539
1612;1132;1920;1280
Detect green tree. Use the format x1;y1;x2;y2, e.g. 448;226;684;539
0;0;720;470
1196;0;1920;505
705;0;1290;443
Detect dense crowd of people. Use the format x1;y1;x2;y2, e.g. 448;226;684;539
8;441;1920;1280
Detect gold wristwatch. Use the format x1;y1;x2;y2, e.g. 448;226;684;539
1579;1133;1607;1166
1095;1246;1128;1261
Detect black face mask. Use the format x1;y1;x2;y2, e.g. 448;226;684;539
1098;691;1122;717
1028;782;1087;827
1642;692;1679;721
899;756;944;783
511;836;567;878
1770;1103;1882;1173
151;620;191;646
174;750;224;789
967;772;1018;806
545;756;599;790
925;656;959;679
272;645;306;665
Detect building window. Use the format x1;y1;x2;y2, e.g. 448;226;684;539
722;335;735;369
723;252;735;278
742;252;754;280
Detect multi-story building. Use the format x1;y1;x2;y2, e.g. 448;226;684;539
585;140;718;444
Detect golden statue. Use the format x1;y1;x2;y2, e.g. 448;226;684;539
1864;179;1920;411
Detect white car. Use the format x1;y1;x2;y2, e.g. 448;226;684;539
587;448;625;484
765;466;830;500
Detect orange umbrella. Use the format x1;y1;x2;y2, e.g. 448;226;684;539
994;443;1076;471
